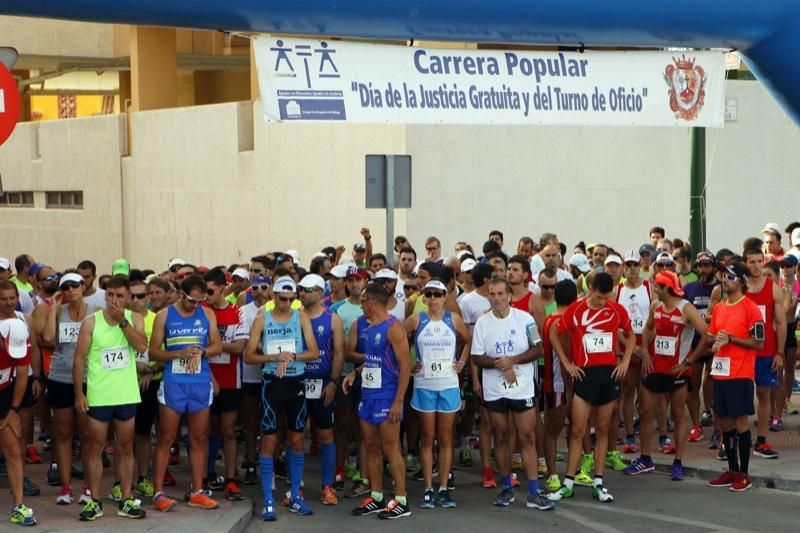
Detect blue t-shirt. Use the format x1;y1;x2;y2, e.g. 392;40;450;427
305;311;333;380
362;317;400;400
162;304;210;384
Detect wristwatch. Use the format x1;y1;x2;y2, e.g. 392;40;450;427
118;319;129;329
10;405;21;413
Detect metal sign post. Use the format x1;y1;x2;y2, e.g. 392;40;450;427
365;154;412;259
385;155;395;265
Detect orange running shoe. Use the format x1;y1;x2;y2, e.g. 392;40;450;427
188;490;219;509
321;485;339;505
153;492;177;512
25;445;42;464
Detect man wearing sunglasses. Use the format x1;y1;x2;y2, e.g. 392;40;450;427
245;276;319;521
405;280;471;510
298;273;344;506
238;274;272;485
72;276;148;521
203;268;248;501
470;278;553;511
706;262;765;492
148;275;223;513
165;259;186;282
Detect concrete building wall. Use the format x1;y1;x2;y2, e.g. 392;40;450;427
1;80;798;274
0;16;115;58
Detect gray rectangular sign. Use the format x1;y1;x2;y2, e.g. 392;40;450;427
365;154;411;208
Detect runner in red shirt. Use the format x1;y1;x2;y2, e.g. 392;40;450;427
706;262;764;492
548;272;635;504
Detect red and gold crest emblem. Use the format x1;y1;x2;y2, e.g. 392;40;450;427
664;55;706;121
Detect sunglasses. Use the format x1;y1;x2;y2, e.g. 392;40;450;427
299;286;318;293
722;273;738;282
60;282;82;291
624;262;640;267
539;284;556;291
250;268;264;274
169;266;181;273
131;292;147;300
42;275;59;282
206;288;218;296
277;295;292;302
403;286;418;291
655;262;672;268
424;291;445;298
251;284;271;291
183;292;206;304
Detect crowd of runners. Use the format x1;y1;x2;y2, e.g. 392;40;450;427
1;222;799;526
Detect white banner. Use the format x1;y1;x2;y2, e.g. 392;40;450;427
253;37;726;127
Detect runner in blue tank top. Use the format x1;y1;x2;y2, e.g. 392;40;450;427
244;276;319;521
343;283;411;519
148;275;222;512
298;274;344;505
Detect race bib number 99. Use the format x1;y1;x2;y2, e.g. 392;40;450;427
101;347;130;371
305;379;323;399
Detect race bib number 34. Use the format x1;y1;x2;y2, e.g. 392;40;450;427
102;347;130;371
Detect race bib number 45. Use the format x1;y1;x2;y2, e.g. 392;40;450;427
362;367;382;389
101;347;130;371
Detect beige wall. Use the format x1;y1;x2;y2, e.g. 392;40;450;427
0;16;115;58
1;80;798;274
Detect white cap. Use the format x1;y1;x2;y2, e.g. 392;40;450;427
423;280;448;293
273;276;297;294
286;250;300;265
231;268;250;280
329;265;350;279
0;318;29;358
461;258;477;272
792;228;800;247
375;268;398;280
59;272;84;287
761;222;781;235
656;252;675;264
298;274;325;290
312;252;327;260
622;250;641;264
456;250;471;261
0;257;9;270
568;254;591;273
338;256;356;266
604;255;622;266
167;258;186;270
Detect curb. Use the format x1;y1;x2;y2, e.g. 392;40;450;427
650;460;800;493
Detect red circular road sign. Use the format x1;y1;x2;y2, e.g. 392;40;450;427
0;63;20;146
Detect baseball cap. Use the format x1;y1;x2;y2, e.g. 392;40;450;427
251;274;272;285
353;243;366;252
346;266;369;280
338;256;356;266
456;250;470;261
298;274;325;290
655;252;675;265
568;254;591;274
59;272;84;287
0;318;29;358
622;250;641;264
273;276;297;294
286;250;300;265
231;268;250;280
720;263;749;280
461;258;477;273
329;265;349;279
112;259;130;276
780;254;799;268
423;280;448;293
638;244;657;257
604;255;622;266
792;228;800;247
695;251;716;265
28;262;44;277
311;252;327;260
0;257;9;271
374;268;398;280
654;271;685;297
761;222;781;236
167;258;186;270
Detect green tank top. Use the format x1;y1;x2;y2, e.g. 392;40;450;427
544;299;557;317
87;310;141;407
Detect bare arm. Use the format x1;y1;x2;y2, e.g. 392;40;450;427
345;321;364;364
203;308;223;357
330;314;345;379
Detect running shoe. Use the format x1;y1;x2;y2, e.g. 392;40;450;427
729;472;752;492
188;490;219;509
493;487;515;506
688;425;704;442
108;482;122;502
700;411;713;427
512;456;524;471
117;498;146;519
288;497;313;515
168;443;180;465
671;462;685;481
754;442;778;459
153;492;177;512
352;496;386;516
793;379;800;394
42;438;52;452
261;501;277;521
545;474;560;492
79;484;92;504
378;498;411;519
320;485;338;505
574;470;594;486
420;488;436;509
344;461;358;480
580;453;595;473
511;472;521;488
707;470;735;487
482;468;496;489
25;445;42;464
56;485;74;505
9;504;37;527
527;490;556;510
282;487;304;507
405;453;420;472
46;463;59;486
22;477;39;497
345;481;370;499
555;452;564;462
438;489;456;508
332;471;345;491
708;430;721;449
605;450;627;471
717;446;727;461
459;447;473;467
243;464;258;485
623;456;654;476
205;475;225;492
135;477;154;498
769;418;784;432
225;480;243;501
537;462;548;479
79;498;103;521
622;436;638;454
547;485;574;501
659;437;676;454
592;486;614;503
163;468;177;486
447;471;455;491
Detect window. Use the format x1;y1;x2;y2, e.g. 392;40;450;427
0;191;34;207
46;191;83;209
